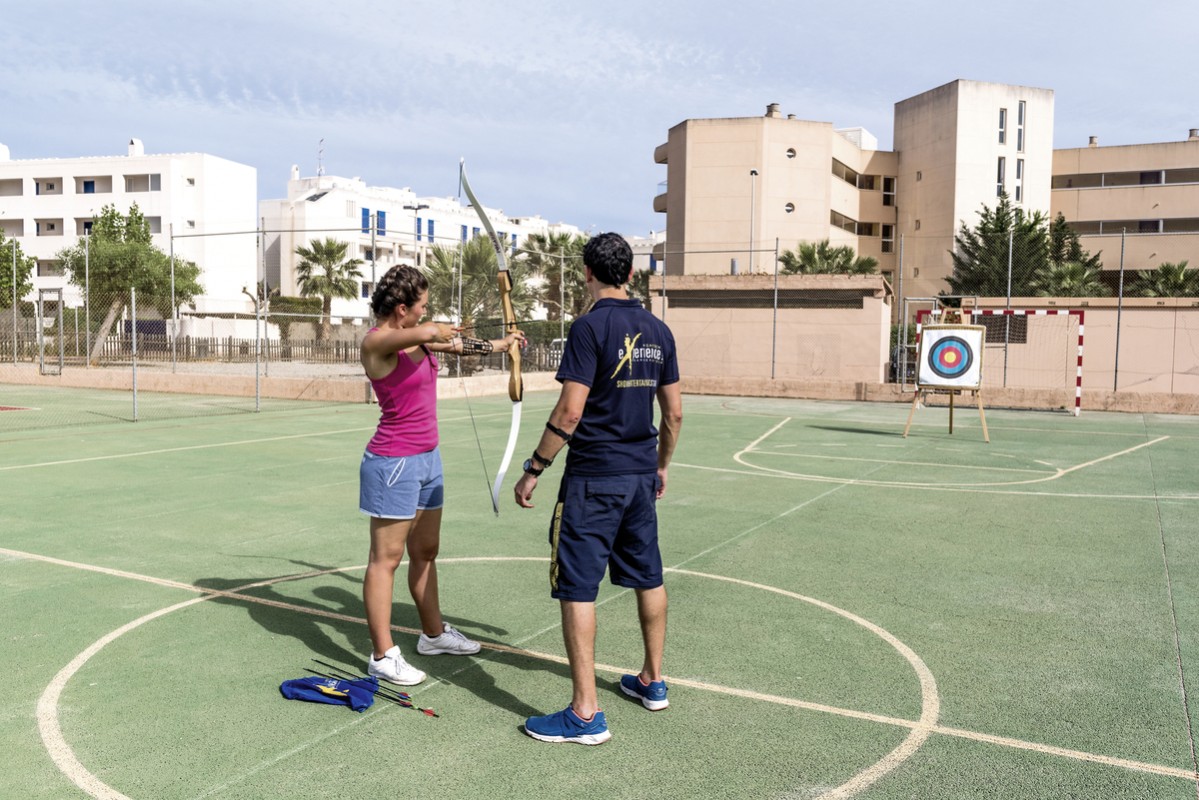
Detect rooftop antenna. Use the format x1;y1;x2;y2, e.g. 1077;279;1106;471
317;138;325;176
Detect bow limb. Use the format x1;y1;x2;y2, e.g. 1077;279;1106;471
460;159;524;515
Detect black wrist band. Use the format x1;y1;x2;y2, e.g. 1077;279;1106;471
545;422;573;443
459;336;494;355
532;450;553;467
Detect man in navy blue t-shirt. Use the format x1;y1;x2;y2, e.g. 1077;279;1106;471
515;232;683;745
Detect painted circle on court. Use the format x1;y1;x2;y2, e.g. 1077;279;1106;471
37;557;939;800
927;336;973;379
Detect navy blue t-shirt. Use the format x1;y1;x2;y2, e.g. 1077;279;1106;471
555;297;679;476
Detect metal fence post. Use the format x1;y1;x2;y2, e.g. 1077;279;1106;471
11;241;16;365
1113;229;1126;392
771;238;779;379
131;286;139;422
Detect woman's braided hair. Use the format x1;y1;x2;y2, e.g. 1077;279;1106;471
370;265;428;319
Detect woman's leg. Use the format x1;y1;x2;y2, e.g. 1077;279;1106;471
405;506;443;637
363;515;413;658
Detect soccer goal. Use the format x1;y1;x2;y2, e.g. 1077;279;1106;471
915;308;1084;415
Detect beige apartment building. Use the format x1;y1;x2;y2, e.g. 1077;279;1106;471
1052;131;1199;276
655;80;1198;306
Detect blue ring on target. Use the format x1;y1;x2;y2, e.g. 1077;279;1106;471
927;335;974;379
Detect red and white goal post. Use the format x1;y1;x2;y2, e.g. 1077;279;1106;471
915;308;1085;416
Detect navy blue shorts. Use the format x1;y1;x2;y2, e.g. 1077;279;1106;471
548;472;663;602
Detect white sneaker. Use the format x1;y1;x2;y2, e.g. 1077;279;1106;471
417;623;481;656
367;646;426;685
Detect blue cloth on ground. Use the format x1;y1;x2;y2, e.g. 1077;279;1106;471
280;676;378;712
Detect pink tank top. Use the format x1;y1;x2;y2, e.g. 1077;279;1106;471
366;341;439;457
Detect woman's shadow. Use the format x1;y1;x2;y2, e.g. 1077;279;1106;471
194;557;579;719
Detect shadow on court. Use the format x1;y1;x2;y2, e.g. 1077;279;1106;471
193;558;574;719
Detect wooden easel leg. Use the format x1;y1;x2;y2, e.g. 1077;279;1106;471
949;391;955;435
975;391;990;443
903;391;921;438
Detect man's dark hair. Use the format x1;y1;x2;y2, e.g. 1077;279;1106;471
583;232;633;287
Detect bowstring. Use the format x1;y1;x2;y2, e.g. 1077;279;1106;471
454;178;497;510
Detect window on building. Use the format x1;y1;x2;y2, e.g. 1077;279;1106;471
473;227;480;238
83;180;95;194
1139;171;1163;185
361;208;371;234
361;281;374;299
1138;220;1162;233
1017;101;1026;152
1015;159;1024;202
998;108;1007;144
829;210;858;233
883;176;896;206
377;210;386;237
1165;168;1199;184
150;174;161;191
415;216;423;240
83;221;93;234
997;156;1006;197
427;219;435;243
882;224;895;253
461;224;468;243
364;248;374;262
831;159;860;187
857;174;877;190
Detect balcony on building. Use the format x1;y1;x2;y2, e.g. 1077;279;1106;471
653;180;668;213
35;218;65;237
75;176;114;195
34;178;63;196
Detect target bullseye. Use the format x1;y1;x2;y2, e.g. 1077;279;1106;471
928;336;973;379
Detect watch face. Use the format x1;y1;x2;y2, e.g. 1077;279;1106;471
522;459;538;474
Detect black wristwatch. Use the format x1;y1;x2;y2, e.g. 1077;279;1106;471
522;458;544;477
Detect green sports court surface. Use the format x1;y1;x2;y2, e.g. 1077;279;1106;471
2;385;1197;799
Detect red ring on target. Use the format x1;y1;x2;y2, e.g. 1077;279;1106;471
927;336;974;379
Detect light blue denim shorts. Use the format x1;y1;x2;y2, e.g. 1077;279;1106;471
359;447;444;519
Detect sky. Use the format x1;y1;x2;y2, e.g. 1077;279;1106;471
2;0;1195;237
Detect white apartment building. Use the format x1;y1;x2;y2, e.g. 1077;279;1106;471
0;139;257;312
260;167;582;318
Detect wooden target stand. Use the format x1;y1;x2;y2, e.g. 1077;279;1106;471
902;312;990;443
903;385;989;443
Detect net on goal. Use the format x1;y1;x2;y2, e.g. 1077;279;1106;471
916;308;1084;415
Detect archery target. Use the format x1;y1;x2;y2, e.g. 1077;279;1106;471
917;325;984;388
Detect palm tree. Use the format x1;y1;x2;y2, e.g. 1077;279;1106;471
424;235;537;337
780;239;878;275
1032;261;1110;297
294;237;364;341
520;232;588;320
1131;261;1198;297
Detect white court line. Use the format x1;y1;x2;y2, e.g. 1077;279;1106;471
0;409;518;472
9;548;1198;795
749;450;1055;475
729;429;1173;490
674;462;1199;501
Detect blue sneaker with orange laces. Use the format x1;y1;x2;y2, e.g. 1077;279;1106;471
620;673;669;710
523;706;611;745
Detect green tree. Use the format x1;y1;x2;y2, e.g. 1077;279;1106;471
0;231;36;310
293;237;364;341
519;232;589;320
57;204;202;364
1130;261;1198;297
1048;213;1102;271
627;267;654;308
1032;261;1111;297
425;235;537;336
780;239;878;275
946;195;1048;298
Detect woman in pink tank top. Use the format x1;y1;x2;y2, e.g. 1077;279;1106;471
359;265;522;685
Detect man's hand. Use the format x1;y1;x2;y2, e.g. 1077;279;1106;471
514;472;538;508
656;467;669;499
